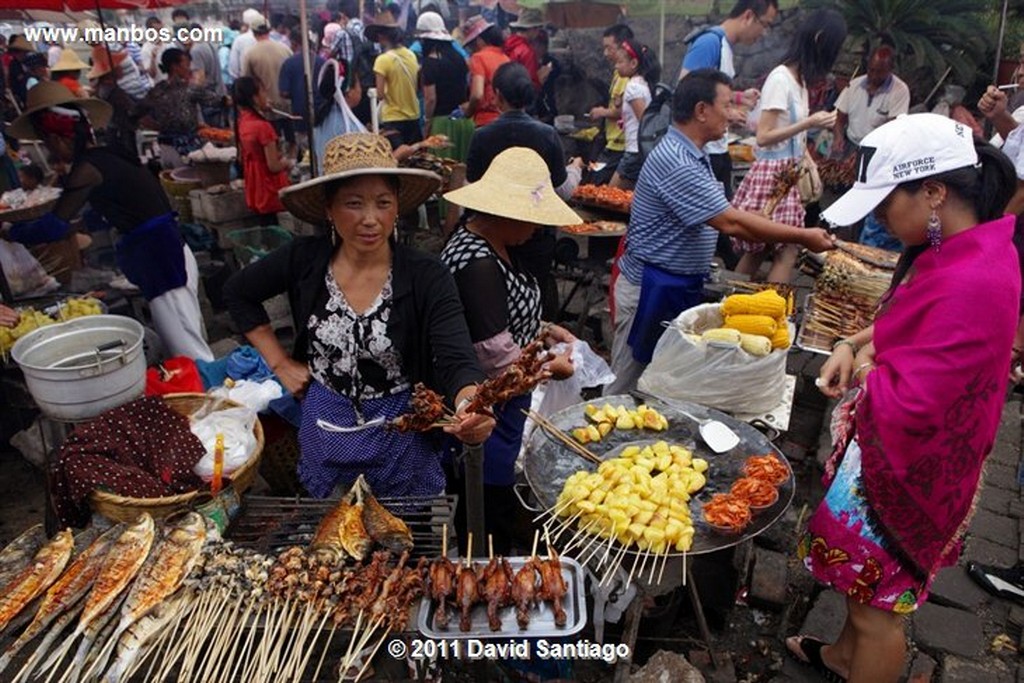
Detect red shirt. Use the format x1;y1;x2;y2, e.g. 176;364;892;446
56;74;84;97
238;109;288;215
468;46;509;128
503;35;540;90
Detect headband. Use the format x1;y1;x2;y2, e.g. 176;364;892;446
621;41;639;62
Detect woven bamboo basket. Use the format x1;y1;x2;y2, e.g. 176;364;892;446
89;393;264;523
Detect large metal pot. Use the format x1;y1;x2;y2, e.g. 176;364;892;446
11;314;146;422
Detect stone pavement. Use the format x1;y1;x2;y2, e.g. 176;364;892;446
772;390;1024;683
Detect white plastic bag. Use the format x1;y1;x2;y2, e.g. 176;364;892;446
0;239;58;297
637;303;788;414
190;407;258;480
209;379;283;413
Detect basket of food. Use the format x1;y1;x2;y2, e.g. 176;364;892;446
0;186;61;223
88;392;264;522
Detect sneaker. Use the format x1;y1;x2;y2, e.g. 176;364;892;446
966;561;1024;605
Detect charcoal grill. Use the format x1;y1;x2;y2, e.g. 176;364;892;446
225;494;457;558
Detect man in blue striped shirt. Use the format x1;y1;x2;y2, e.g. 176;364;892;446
606;69;835;395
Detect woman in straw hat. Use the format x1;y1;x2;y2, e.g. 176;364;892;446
50;48;89;97
224;132;494;499
7;81;213;361
441;146;579;553
88;56;138;161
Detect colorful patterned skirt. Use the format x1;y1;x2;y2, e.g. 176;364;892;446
798;439;933;614
731;158;806;254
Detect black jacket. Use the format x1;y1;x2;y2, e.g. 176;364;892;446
224;237;485;405
465;110;568;186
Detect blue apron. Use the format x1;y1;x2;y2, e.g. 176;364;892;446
298;380;446;499
627;264;706;363
115;212;187;301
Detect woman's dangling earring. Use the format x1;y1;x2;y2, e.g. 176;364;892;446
926;208;942;251
329;220;338;247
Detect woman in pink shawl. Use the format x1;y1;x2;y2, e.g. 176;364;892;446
786;113;1020;683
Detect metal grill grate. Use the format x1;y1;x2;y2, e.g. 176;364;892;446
225;494;457;558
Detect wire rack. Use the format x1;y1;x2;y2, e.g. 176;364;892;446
225;494;458;559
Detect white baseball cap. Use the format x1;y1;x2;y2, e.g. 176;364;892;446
821;113;979;227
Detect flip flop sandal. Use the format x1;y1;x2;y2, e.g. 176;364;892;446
967;561;1024;605
787;636;847;683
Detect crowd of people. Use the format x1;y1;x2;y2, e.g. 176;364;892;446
2;3;1024;682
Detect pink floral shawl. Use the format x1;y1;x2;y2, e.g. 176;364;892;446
855;215;1020;575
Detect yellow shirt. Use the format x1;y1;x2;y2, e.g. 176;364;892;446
374;47;420;122
605;73;627;152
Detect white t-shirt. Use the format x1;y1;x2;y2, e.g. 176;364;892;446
706;36;734;155
622;76;652;153
835;74;911;145
141;41;170;83
756;64;808;158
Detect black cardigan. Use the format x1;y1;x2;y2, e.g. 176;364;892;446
223;237;486;405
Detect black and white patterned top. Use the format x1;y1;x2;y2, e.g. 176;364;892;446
307;270;410;401
441;226;542;346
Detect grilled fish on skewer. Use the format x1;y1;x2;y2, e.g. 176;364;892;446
102;593;185;683
37;514;155;678
0;524;46;588
0;529;73;635
356;475;414;553
428;557;456;630
510;560;538;630
0;525;122;676
85;512;206;679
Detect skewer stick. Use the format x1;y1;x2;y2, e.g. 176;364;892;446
625;549;641;590
218;599;256;683
272;599;305;679
341;609;365;679
291;604;333;683
648;548;662;584
532;494;578;523
530;529;539;559
311;622;338;683
683;549;687;587
597;531;617;569
442;523;448;558
203;598;243;681
488;534;494;561
602;542;629;587
560;520;597;553
231;602;265;683
353;627;392;682
636;547;651;587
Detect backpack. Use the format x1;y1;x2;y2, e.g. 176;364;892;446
638;82;675;163
332;27;378;92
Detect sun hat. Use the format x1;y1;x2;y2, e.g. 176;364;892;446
9;81;112;140
51;49;89;73
509;8;546;29
87;51;127;80
444;147;582;226
8;36;34;52
460;15;493;46
321;22;342;48
364;11;402;43
416;12;452;41
280;133;441;225
821;113;979;227
242;8;264;28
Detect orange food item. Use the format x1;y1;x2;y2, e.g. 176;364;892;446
743;454;790;486
571;184;634;209
702;493;752;531
730;477;779;508
562;223;598;234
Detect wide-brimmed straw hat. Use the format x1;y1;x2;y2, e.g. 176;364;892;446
8;36;34;52
9;81;112;140
87;51;127;80
509;9;546;29
444;147;581;226
51;49;89;73
364;11;402;42
460;15;493;46
416;12;452;41
280;133;441;225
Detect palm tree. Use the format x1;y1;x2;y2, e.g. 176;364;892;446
804;0;990;98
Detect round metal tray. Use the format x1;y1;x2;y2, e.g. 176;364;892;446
522;394;794;557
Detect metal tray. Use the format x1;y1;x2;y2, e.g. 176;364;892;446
416;555;587;639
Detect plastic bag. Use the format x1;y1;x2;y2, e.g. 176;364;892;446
190;406;258;480
209;379;283;413
0;239;58;297
637;303;788;414
531;340;616;419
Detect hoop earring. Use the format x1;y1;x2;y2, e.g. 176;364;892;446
926;209;942;251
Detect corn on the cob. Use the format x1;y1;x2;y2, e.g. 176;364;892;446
701;328;742;346
724;314;777;337
721;291;787;318
739;333;772;357
771;325;791;350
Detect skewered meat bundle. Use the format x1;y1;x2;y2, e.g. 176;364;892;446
510;560;538;630
391;383;447;432
464;340;551;415
480;557;514;631
455;563;481;632
535;550;568;627
428;557;456;630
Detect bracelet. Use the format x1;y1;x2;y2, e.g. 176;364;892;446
832;338;859;355
854;362;875;379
